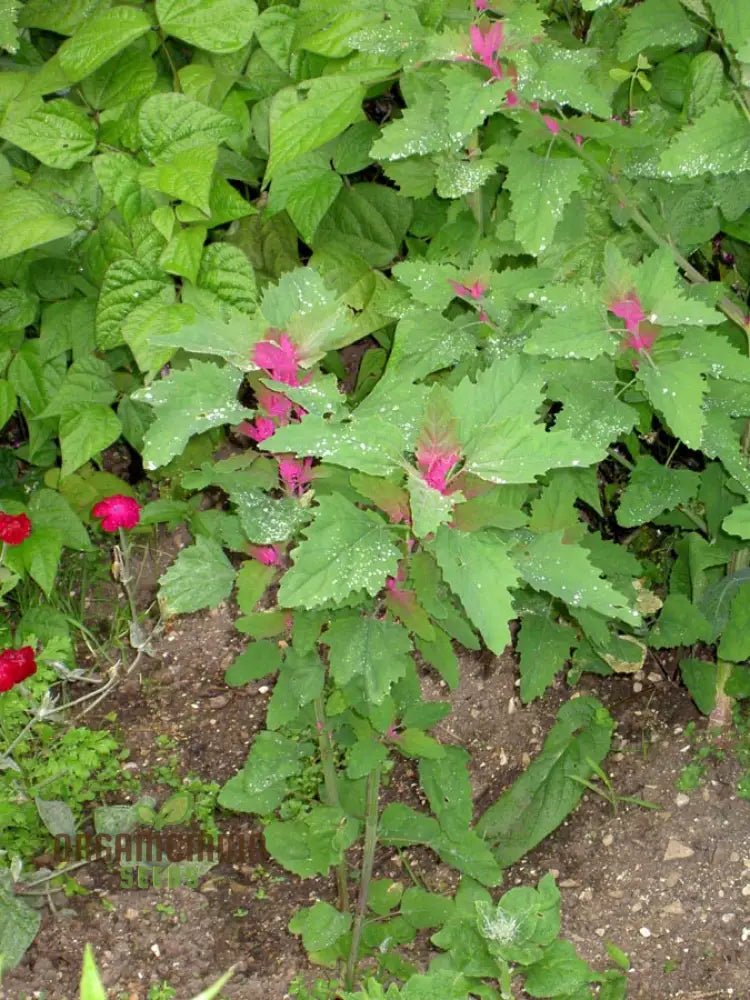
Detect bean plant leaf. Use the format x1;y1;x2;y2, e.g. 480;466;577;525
156;0;259;54
476;697;614;867
139;93;240;163
96;258;174;350
158;535;236;615
60;405;121;479
277;495;400;609
0;99;96;169
57;6;152;80
133;361;249;469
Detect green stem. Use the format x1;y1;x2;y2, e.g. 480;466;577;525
117;527;140;626
345;763;381;991
313;697;349;913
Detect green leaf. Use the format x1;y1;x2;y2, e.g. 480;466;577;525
523;939;593;997
79;944;107;1000
314;183;412;268
195;243;257;315
428;528;518;655
680;657;716;715
158;535;236;615
505;151;586;256
617;455;700;527
711;0;750;61
648;593;713;648
517;612;577;703
228;486;309;544
218;730;311;814
514;531;640;625
140;144;218;214
266;413;405;476
225;640;282;686
516;43;611;118
723;504;750;540
475;697;614;867
15;526;62;596
659;101;750;177
407;472;459;539
638;359;705;449
93;153;155;225
268;153;343;245
396;728;445;760
433;828;502;887
0;379;16;430
618;0;699;61
0;99;96;169
96;258;174;351
323;613;412;704
133;360;248;469
266;77;367;181
718;584;750;662
435;153;499;199
28;488;90;552
59;405;121;479
289;901;351;952
0;0;20;53
371;74;449;162
156;0;258;53
81;39;157;111
160;225;207;284
686;51;724;118
57;6;152;81
264;805;359;877
139;93;239;164
347;737;388;779
419;746;473;825
400;888;454;930
267;647;325;729
277;494;400;609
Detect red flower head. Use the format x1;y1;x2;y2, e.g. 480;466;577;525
92;495;141;532
248;544;282;566
253;332;303;387
0;512;31;546
0;647;36;692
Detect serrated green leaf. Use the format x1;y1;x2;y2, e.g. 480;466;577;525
266;76;367;181
514;531;640;625
324;613;412;704
159;535;235;615
505;150;586;256
516;43;612;118
0;99;95;169
524;301;614;359
435;153;498;199
428;528;517;655
133;360;248;469
139;93;239;164
267;647;325;729
277;494;400;609
218;730;309;814
618;0;699;61
265;413;405;476
371;76;449;162
659;100;750;177
57;6;152;81
264;805;359;878
156;0;258;54
476;697;614;866
407;472;460;539
289;901;351;952
617;455;700;526
711;0;750;61
638;358;705;449
517;611;577;703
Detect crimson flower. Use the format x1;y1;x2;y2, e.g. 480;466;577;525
253;332;303;387
0;512;31;546
256;386;295;421
248;544;282;566
92;495;141;532
278;457;314;496
0;647;36;692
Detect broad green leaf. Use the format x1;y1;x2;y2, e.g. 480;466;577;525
523;939;593;996
57;7;152;81
324;614;412;704
617;455;700;526
635;248;721;327
371;76;449;162
0;0;20;53
718;585;750;662
267;647;325;729
0;379;16;429
476;697;614;867
545;359;638;451
428;528;518;655
407;472;460;539
289;901;351;952
419;746;473;825
160;225;207;284
93;153;156;225
659;101;750;177
156;0;259;54
524;302;614;359
18;0;108;35
81;39;157;110
618;0;699;61
195;243;257;314
133;360;248;469
505;151;586;256
225;641;283;686
514;531;640;625
158;535;235;615
264;805;359;877
435;153;498;199
277;494;400;609
314;183;412;268
218;730;310;814
96;258;174;350
517;43;612;118
723;504;750;540
0;880;41;971
140;144;218;214
0;99;95;168
266;77;367;181
638;358;705;449
680;657;716;715
711;0;750;61
14;525;62;595
27;488;91;552
686;51;724;118
139;93;239;163
265;413;405;476
225;486;309;544
648;593;713;648
121;301;182;379
517;612;577;703
267;153;342;245
60;405;121;479
38;355;115;418
387;311;476;381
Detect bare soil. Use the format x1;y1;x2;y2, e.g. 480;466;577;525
3;531;749;1000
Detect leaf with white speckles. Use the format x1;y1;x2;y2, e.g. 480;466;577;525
158;535;236;615
659;101;750;178
132;360;249;469
323;613;412;704
505;150;586;257
638;358;706;450
513;531;640;625
278;494;400;609
616;455;699;527
263;413;406;476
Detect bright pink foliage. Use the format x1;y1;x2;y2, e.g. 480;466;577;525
416;446;460;495
470;22;504;77
253;332;303;386
278;457;314;496
248;544;282;566
610;293;646;334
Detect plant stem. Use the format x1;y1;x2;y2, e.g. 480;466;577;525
345;763;381;991
313;696;349;912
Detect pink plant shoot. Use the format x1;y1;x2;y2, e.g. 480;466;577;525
449;279;487;300
239;416;276;443
248;544;282;566
278;456;314;496
417;447;460;495
470;22;504;78
475;0;489;9
609;292;646;334
253;331;302;386
256;385;294;421
542;115;560;135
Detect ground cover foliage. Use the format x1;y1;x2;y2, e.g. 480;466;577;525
0;0;749;995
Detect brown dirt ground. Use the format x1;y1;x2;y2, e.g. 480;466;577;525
3;529;750;1000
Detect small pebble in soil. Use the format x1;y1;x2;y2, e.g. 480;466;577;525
633;681;643;693
602;833;614;846
674;793;690;807
639;927;652;937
